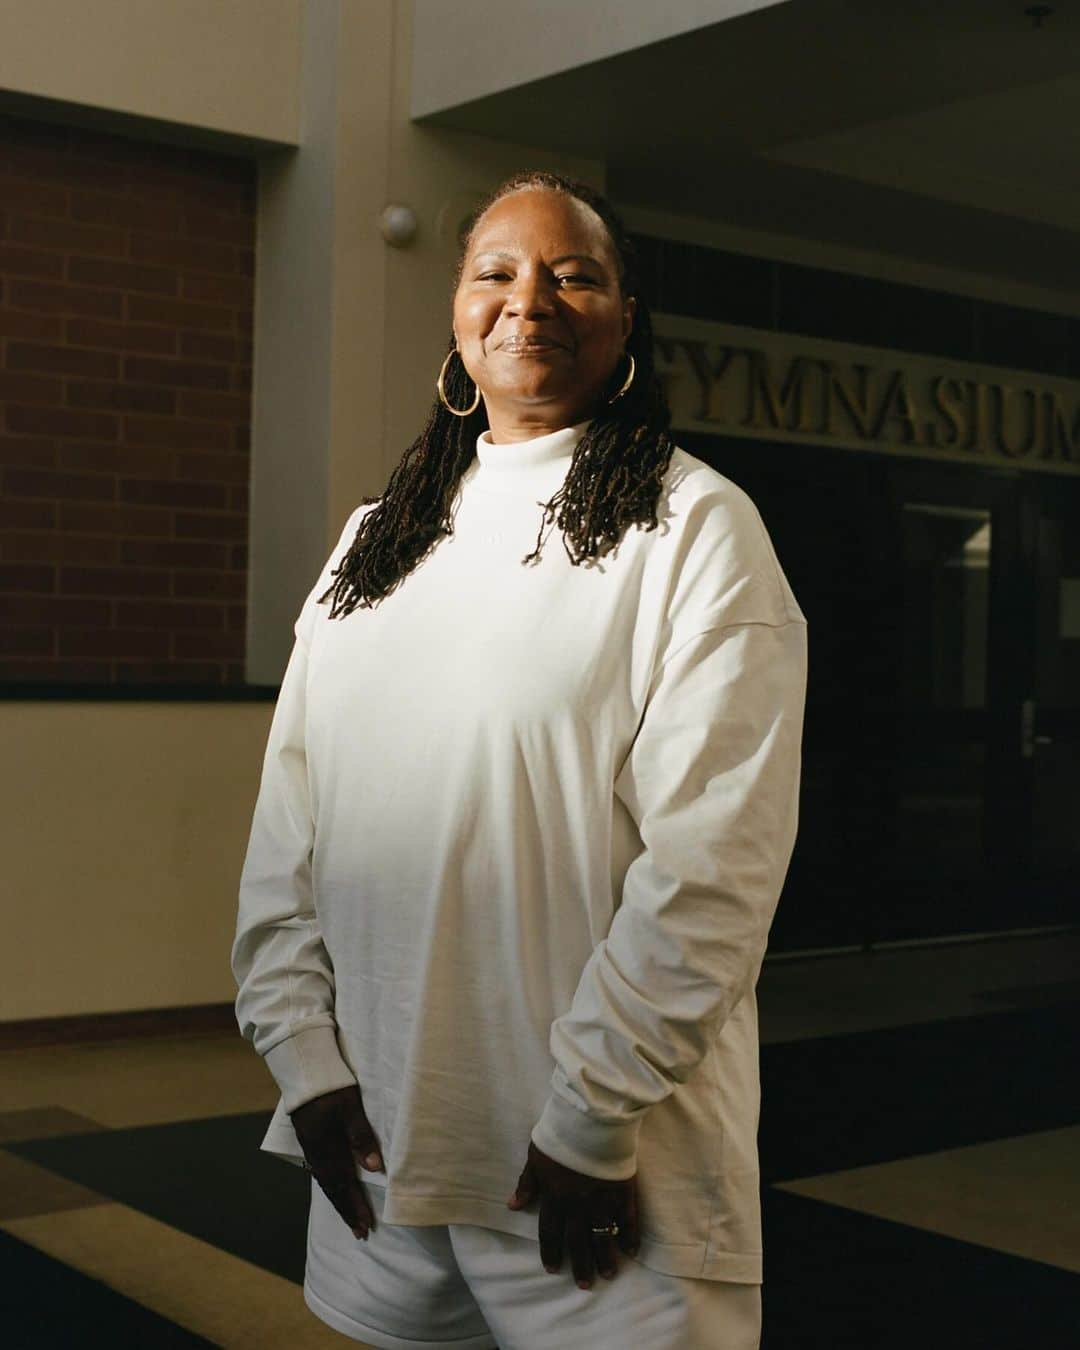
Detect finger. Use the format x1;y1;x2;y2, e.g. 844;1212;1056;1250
593;1233;619;1279
509;1158;538;1209
566;1209;596;1290
343;1098;383;1171
316;1161;375;1238
537;1196;564;1274
616;1178;640;1257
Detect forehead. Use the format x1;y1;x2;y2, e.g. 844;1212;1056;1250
465;188;616;264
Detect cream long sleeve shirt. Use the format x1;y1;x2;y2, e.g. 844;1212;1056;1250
231;420;807;1284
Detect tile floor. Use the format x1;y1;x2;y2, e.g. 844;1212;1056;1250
2;930;1078;1348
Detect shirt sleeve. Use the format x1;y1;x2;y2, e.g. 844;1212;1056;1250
230;507;368;1115
530;613;808;1179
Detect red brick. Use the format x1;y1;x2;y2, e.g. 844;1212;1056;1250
58;441;174;476
174;450;248;484
229;484;248;512
67;125;174;168
230;542;247;569
0;563;55;592
123;354;230;390
175;510;247;541
59;628;171;659
70;187;182;233
0;499;56;528
1;594;110;624
177;388;250;420
66;317;176;355
67;379;175;415
2;531;117;564
173;570;245;600
0;658;114;680
237;248;255;277
227;604;245;630
8;213;127;257
126;293;233;331
129;231;237;274
123;414;232;451
61;566;170;597
0;628;53;657
0;174;70;217
119;537;228;568
4;466;116;501
141;173;250;213
0;243;65;279
118;598;226;629
115;659;224;683
68;255;178;296
0;371;64;404
181;272;253;306
60;502;172;536
0;435;57;467
182;205;254;246
173;628;245;658
10;279;123;318
178;331;239;362
0;308;64;341
118;477;227;509
8;341;120;378
233;365;252;392
233;423;250;451
6;404;119;440
0;142;131;192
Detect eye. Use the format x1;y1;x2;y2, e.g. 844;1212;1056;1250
556;273;596;285
477;271;511;282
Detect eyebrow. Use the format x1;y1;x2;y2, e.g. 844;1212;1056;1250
471;250;604;268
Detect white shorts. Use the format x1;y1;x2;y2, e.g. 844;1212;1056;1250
303;1178;761;1350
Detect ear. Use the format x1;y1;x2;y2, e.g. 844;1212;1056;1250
622;295;636;343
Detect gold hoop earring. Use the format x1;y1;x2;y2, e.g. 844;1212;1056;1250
607;351;635;403
436;349;480;417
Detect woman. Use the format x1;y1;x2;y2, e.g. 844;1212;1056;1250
232;170;807;1350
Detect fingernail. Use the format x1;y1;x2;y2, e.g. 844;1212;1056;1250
364;1153;382;1170
352;1226;368;1240
577;1280;591;1290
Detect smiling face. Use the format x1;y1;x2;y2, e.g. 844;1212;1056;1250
452;187;636;443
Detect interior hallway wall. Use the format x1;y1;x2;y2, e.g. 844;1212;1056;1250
1;0;599;1023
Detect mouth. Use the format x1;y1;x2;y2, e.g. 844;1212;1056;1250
497;336;566;354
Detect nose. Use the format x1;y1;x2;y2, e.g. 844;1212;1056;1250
504;267;556;320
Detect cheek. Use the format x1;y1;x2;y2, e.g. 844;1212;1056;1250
455;294;497;345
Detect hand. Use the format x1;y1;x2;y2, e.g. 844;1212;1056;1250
507;1140;640;1289
289;1084;384;1241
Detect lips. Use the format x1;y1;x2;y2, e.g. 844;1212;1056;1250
499;335;565;352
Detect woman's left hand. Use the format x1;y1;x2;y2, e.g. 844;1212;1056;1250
507;1140;640;1288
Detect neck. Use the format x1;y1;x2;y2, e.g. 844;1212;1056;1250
483;397;601;445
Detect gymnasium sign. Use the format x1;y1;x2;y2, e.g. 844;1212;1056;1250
652;313;1080;476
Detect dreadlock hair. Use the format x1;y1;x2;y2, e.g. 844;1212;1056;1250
318;169;677;619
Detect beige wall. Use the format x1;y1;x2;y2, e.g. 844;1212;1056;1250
1;0;599;1022
0;0;302;147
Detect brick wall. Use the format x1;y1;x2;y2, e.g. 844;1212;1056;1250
0;113;255;691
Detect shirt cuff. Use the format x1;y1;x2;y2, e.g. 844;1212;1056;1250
263;1022;357;1114
531;1089;642;1180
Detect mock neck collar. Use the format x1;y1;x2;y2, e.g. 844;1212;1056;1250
467;420;591;496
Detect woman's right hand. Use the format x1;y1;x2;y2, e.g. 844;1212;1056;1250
289;1084;384;1240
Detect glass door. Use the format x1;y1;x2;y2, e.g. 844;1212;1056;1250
1028;474;1080;922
